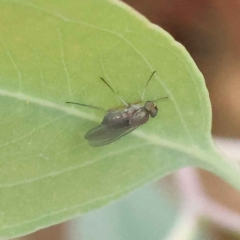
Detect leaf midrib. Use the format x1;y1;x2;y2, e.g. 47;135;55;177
0;88;210;187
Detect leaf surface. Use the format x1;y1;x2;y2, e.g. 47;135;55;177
0;0;239;238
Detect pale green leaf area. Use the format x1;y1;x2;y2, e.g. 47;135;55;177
0;0;240;238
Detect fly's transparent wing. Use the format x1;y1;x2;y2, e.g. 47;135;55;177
85;124;138;147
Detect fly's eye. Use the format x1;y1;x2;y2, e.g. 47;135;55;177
144;101;158;118
150;107;158;118
144;101;154;111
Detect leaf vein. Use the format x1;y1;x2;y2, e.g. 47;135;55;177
3;44;22;92
58;28;73;101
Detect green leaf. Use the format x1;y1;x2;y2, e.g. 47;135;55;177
0;0;240;238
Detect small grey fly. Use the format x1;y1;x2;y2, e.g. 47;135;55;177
66;71;167;147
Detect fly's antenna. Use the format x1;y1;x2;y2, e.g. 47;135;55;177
141;71;156;101
100;77;129;107
152;96;168;102
66;102;106;111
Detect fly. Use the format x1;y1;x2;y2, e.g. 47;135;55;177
66;71;167;147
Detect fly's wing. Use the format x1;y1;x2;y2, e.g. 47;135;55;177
85;124;138;147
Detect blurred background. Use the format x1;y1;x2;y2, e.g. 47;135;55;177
15;0;240;239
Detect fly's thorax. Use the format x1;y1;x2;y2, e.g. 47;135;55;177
126;104;142;111
129;107;149;126
144;101;158;118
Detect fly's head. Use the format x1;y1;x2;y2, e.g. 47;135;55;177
144;101;158;118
